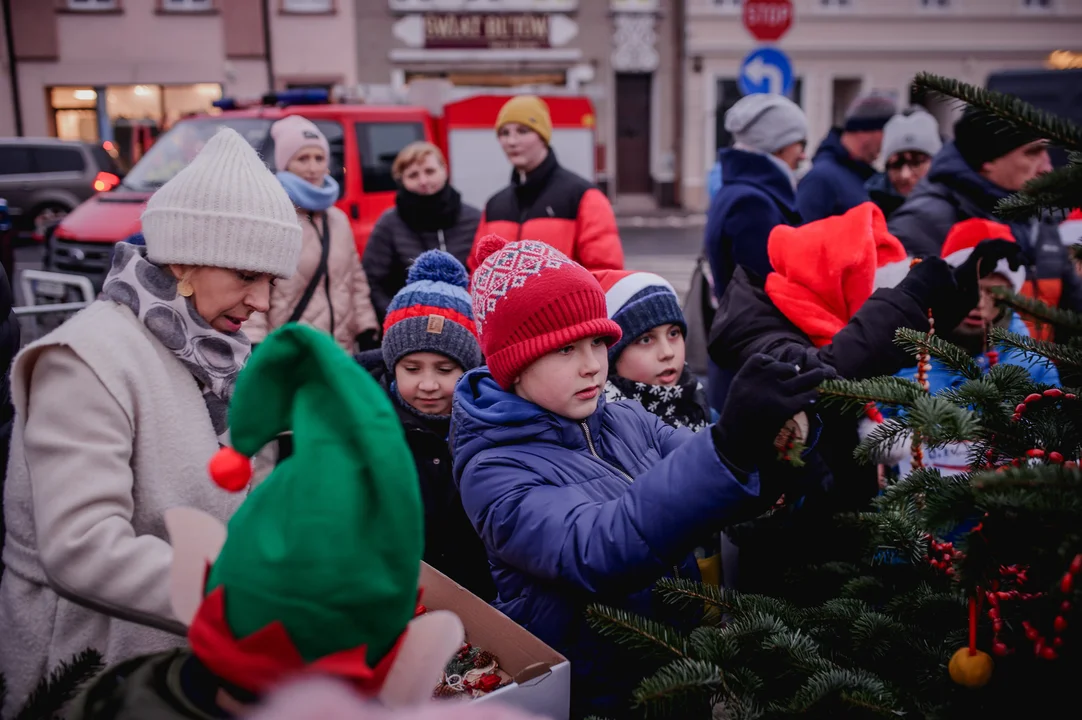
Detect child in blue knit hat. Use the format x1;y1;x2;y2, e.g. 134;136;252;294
357;250;494;600
594;269;713;431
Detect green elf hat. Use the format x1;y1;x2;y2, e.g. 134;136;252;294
190;323;424;695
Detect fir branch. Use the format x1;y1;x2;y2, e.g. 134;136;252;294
630;658;727;717
990;326;1082;369
907;396;981;449
991;288;1082;334
817;376;927;416
785;668;898;717
854;418;913;465
13;648;104;720
654;578;803;625
987;360;1048;396
584;605;689;659
939;375;1013;416
913;72;1082;151
995;161;1082;219
848;612;911;660
894;328;982;380
759;629;833;675
688;626;739;667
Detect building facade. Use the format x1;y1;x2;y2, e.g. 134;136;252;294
0;0;356;167
355;0;681;208
682;0;1082;211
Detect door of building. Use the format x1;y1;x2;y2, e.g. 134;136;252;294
615;73;652;194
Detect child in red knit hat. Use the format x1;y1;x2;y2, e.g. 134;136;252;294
451;235;832;717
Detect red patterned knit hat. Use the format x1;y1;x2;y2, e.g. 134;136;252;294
471;235;622;389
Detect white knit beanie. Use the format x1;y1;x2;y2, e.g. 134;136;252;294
141;127;302;278
724;94;808;155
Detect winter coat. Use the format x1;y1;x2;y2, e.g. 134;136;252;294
704;148;802;303
0;301;243;715
363;202;481;324
467;151;624;272
0;264;20;566
357;351;495;602
796;130;877;223
887;143;1082;338
891;313;1060;477
865;172;906;220
244;206;378;352
450;368;763;716
710;268;933;510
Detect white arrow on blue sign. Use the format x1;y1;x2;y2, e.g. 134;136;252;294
738;47;795;98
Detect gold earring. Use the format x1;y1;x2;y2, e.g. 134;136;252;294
177;278;194;298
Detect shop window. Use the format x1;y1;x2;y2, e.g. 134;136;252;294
920;0;950;7
66;0;119;10
281;0;333;13
714;78;803;155
0;147;33;176
355;122;425;193
161;0;214;11
1022;0;1053;8
34;147;87;174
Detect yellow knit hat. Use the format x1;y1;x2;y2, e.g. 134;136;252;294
495;95;552;145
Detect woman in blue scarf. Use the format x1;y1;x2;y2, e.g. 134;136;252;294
243;115;379;352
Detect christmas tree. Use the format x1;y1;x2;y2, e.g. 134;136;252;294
584;75;1082;718
0;649;103;720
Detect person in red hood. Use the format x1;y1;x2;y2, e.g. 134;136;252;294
707;202;1022;597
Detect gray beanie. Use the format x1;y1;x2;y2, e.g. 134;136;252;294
881;107;943;161
724;94;808;154
142;127;302;279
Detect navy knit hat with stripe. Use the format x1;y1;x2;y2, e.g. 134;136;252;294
593;270;686;363
382;251;482;372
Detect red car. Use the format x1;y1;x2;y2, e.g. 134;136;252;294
43;89;439;295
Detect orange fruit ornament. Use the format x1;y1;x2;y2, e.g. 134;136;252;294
948;647;993;688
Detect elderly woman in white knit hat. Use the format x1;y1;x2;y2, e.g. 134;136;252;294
866;107;943;219
243;115;379;353
0;127;302;713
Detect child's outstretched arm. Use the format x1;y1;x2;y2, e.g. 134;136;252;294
460;429;758;596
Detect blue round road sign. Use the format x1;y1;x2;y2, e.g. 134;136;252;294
738;47;795;98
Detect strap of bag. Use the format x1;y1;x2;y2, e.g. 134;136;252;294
288;213;331;325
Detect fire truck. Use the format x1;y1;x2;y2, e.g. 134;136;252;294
35;86;597;302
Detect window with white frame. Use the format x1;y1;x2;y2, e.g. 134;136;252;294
1021;0;1053;9
713;0;741;8
66;0;118;10
162;0;213;10
819;0;851;7
281;0;333;12
920;0;950;8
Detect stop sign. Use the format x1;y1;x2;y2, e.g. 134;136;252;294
743;0;793;43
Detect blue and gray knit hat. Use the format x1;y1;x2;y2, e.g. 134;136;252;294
382;251;482;372
593;269;686;363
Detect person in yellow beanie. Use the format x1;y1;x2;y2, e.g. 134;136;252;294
468;95;624;273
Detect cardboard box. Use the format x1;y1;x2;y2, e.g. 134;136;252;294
420;563;570;720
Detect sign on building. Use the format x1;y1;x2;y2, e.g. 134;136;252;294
423;13;551;49
390;0;576;12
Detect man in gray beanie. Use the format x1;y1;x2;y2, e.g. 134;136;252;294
702;93;807;412
866;107;943;218
796;91;897;223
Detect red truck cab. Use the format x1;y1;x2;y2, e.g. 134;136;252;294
45;89;440;291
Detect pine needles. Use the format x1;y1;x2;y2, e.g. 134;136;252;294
8;649;103;720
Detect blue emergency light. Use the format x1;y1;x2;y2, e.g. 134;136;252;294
213;87;331;111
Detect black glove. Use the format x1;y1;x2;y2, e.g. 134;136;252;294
355;328;380;353
898;241;1026;331
767;344;832;374
711;353;835;473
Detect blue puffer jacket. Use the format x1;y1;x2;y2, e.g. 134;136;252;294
796;129;877;223
450;368;763;716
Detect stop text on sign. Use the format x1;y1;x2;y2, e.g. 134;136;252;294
743;0;794;43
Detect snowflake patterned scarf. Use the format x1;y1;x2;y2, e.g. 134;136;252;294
605;364;711;432
102;241;251;442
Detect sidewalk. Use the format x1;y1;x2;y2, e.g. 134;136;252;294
616;211;707;229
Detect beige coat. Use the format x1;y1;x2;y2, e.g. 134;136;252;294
244;206;378;351
0;301;243;714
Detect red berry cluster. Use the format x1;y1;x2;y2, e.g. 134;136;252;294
1011;388;1077;423
926;537;961;576
986;349;1000;367
986;554;1080;660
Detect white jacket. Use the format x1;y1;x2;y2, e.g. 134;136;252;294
0;300;242;714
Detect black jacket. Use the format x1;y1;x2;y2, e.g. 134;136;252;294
888;143;1082;331
0;264;20;566
362;200;481;324
357;351;495;601
708;269;932;598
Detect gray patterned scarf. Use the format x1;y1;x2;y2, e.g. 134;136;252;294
102;242;250;441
